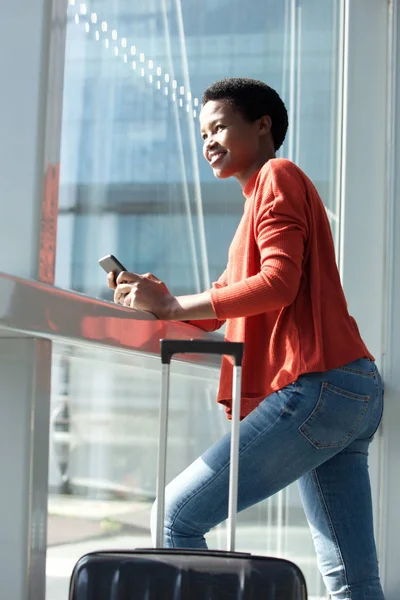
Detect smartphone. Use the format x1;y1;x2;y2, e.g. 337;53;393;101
98;254;127;276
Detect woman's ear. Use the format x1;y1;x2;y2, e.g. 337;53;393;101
258;115;272;136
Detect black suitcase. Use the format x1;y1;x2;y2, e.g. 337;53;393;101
69;339;307;600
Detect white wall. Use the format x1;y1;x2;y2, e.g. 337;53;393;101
340;1;400;597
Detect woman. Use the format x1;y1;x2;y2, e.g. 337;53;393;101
107;78;385;600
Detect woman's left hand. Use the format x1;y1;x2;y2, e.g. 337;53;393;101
111;271;173;318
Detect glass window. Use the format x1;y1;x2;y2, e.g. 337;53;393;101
56;0;341;299
51;2;342;598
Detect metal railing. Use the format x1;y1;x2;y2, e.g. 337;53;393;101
0;271;222;366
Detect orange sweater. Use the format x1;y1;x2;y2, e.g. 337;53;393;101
189;159;373;418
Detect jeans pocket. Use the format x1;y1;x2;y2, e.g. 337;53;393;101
299;382;370;449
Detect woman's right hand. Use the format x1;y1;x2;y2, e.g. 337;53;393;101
107;271;170;295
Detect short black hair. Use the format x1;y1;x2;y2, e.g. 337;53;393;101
202;78;288;151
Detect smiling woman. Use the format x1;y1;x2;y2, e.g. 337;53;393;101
132;82;384;600
200;100;271;185
199;80;280;186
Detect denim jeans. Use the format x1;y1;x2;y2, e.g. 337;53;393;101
151;358;385;600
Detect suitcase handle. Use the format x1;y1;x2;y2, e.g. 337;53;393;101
156;339;244;552
160;339;244;366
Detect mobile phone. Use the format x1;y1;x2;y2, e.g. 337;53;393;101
98;254;127;276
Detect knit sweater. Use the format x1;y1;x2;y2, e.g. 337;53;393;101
189;158;373;418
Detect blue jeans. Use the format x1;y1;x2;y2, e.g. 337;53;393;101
151;358;385;600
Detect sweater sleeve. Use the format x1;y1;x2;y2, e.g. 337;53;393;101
185;270;228;331
211;166;308;319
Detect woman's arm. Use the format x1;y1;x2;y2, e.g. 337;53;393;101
210;169;308;320
110;270;226;324
111;167;307;321
184;270;227;330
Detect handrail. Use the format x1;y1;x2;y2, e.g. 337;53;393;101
0;272;223;367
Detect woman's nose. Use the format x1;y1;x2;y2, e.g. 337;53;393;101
205;136;217;151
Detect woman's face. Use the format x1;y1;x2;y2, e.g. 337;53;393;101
200;99;264;182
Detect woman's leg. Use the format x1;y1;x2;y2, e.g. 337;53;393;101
152;379;313;548
151;359;384;597
297;365;385;599
298;439;384;599
151;359;383;561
